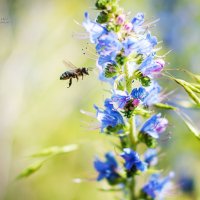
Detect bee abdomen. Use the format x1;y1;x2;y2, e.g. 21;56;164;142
60;72;70;80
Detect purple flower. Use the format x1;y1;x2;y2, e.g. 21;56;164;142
94;99;124;132
94;152;120;182
144;148;158;166
131;87;148;101
140;113;168;139
120;148;147;172
83;12;107;43
139;55;165;76
142;173;174;199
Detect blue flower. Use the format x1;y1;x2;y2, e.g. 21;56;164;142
131;12;145;33
94;152;120;182
111;90;130;109
143;81;162;106
120;148;147;171
97;63;116;84
83;12;107;43
139;55;165;76
122;37;137;56
142;173;174;199
140;113;168;139
94;99;124;132
132;12;145;26
178;175;195;193
96;32;122;60
131;87;148;101
97;55;116;67
144;148;158;167
123;33;157;56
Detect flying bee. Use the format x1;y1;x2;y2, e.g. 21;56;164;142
60;60;90;88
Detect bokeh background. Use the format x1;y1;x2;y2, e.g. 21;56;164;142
0;0;200;199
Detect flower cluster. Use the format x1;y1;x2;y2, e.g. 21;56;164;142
82;0;173;199
79;0;200;199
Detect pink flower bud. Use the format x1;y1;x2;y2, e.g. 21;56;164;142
124;22;133;32
132;99;140;107
155;59;165;68
116;14;125;25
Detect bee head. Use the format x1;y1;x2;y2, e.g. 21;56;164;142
83;67;89;75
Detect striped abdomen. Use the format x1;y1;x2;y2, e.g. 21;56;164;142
60;71;73;80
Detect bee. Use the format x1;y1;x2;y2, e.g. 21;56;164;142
60;60;90;88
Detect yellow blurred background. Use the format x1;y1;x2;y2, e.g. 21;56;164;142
0;0;200;199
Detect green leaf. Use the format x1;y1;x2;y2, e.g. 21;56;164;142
133;108;152;117
176;111;200;140
31;144;78;158
187;71;200;83
17;144;78;180
154;103;177;110
17;161;44;179
171;78;200;105
145;168;163;174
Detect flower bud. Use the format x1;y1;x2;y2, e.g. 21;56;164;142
155;59;165;68
124;22;133;32
132;98;140;107
116;14;125;25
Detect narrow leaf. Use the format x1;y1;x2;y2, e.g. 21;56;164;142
154;103;177;110
17;161;44;179
31;144;78;158
187;71;200;83
172;78;200;105
133;108;152;117
176;110;200;140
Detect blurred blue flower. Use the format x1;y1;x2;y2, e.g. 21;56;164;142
131;87;148;101
96;32;122;60
94;99;124;132
131;13;145;33
142;173;174;199
120;148;147;171
143;81;162;106
140;113;168;139
178;175;195;194
132;12;145;26
94;152;120;182
83;12;107;43
144;148;158;167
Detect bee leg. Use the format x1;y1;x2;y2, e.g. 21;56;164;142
81;73;84;80
75;74;79;82
67;78;72;88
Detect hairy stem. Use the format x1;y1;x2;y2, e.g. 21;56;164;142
124;64;137;199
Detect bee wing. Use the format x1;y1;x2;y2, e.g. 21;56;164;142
87;66;94;71
63;59;78;69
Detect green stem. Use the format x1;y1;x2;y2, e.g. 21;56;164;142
124;64;138;199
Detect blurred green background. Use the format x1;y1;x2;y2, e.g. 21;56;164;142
0;0;200;199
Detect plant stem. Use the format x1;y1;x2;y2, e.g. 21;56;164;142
124;64;138;200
